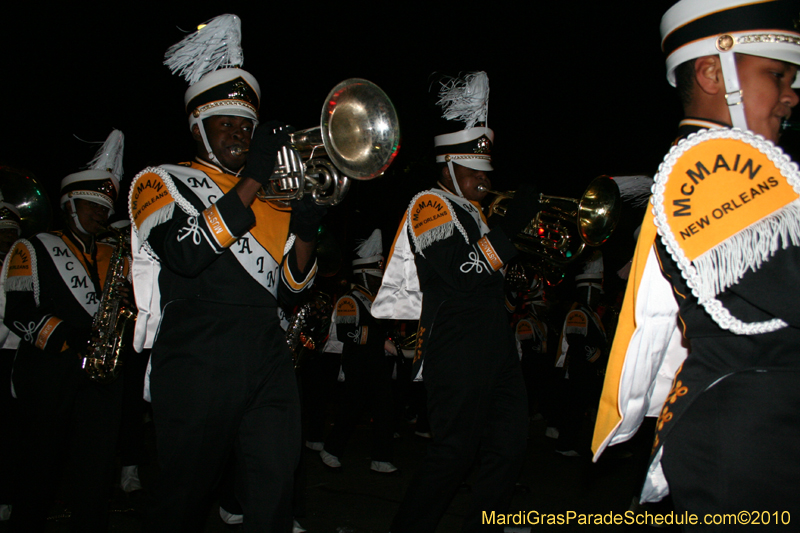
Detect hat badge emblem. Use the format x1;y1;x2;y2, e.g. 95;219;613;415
474;135;492;155
716;34;735;52
228;79;254;104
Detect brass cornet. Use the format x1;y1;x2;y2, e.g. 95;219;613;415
480;175;621;264
237;78;400;207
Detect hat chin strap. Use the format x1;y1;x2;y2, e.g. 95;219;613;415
719;51;749;131
446;160;464;198
355;272;382;294
192;114;242;175
67;199;90;235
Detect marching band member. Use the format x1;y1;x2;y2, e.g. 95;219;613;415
320;229;398;474
2;130;126;532
128;15;323;532
373;71;539;532
593;0;800;523
507;265;560;435
553;251;607;456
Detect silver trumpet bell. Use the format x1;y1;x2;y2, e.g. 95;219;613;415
244;78;401;206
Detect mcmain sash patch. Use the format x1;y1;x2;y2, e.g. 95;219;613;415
409;192;456;251
652;128;800;334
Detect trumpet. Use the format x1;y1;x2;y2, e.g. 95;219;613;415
240;78;400;207
480;175;621;264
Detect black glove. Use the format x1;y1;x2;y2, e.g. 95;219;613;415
499;183;540;237
290;195;328;241
240;121;294;186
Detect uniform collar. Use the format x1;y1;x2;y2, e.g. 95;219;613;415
193;156;243;176
64;227;96;255
675;117;730;144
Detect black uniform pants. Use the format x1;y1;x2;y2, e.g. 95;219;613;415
324;351;394;462
9;348;122;533
661;370;800;531
144;302;301;533
118;346;149;468
390;345;528;533
0;348;17;505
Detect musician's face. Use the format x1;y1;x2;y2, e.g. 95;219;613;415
443;163;491;202
68;199;109;236
735;55;799;142
194;115;254;171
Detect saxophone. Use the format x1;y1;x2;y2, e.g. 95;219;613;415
81;225;137;383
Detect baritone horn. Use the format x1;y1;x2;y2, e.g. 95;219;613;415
235;78;401;206
480;175;621;264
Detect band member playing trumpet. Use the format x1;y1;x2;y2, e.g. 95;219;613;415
128;15;323;532
373;71;539;532
2;131;126;532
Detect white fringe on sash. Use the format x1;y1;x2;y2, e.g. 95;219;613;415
2;239;40;306
414;221;454;252
408;189;473;256
694;200;800;299
4;275;33;293
129;166;198;258
564;324;588;335
134;203;176;250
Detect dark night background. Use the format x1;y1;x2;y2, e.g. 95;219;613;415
4;1;799;280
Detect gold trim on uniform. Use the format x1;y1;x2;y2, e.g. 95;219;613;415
444;154;491;163
736;33;800;47
202;204;236;248
410;193;453;239
477;236;503;271
564;309;589;334
283;259;317;292
335;296;358;323
192;99;258;118
516;320;533;339
60;234;113;291
130;171;175;231
35;316;62;351
5;242;31;280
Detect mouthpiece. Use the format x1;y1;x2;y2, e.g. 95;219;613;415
230;147;249;156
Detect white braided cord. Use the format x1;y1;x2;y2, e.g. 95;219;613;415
128;166;198;261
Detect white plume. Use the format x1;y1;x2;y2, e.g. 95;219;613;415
164;14;243;86
355;229;383;258
437;71;490;129
87;129;125;180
